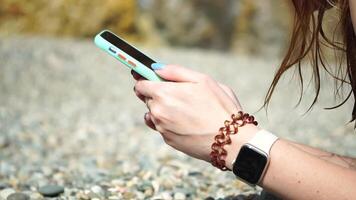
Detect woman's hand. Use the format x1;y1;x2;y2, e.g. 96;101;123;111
132;64;243;161
131;69;242;126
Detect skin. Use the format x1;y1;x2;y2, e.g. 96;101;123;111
351;0;356;30
132;1;356;199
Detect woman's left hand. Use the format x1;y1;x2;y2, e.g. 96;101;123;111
134;64;242;162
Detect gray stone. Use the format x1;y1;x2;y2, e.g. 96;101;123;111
7;193;30;200
0;183;9;190
173;192;186;200
259;190;282;200
38;185;64;197
137;181;153;192
0;136;10;149
90;185;103;195
0;188;15;200
28;192;43;200
108;196;120;200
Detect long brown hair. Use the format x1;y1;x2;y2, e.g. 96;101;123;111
264;0;356;123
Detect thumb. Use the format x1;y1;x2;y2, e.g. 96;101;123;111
151;63;204;83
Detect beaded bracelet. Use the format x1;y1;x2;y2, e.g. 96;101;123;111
210;111;258;171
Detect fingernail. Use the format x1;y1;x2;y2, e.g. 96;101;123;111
144;112;148;120
151;63;165;70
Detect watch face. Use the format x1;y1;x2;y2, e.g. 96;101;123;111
233;145;268;185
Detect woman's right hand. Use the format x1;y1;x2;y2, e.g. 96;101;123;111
130;70;242;122
131;65;254;162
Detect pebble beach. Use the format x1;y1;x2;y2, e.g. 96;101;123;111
0;37;354;199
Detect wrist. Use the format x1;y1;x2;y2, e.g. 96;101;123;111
224;124;261;170
209;111;259;171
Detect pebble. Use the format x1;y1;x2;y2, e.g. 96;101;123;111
0;188;15;200
110;179;124;186
204;197;215;200
29;192;43;200
144;188;154;197
87;191;102;199
173;192;186;200
122;192;135;200
7;193;30;200
38;185;64;197
0;183;9;190
136;192;145;199
259;190;282;200
160;192;172;200
151;181;160;193
90;185;104;196
0;136;10;149
76;192;90;200
108;196;120;200
188;171;203;176
41;167;52;176
137;181;153;192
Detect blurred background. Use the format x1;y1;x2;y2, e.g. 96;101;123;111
0;0;292;55
0;1;354;200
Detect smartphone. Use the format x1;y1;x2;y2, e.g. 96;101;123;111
94;30;164;81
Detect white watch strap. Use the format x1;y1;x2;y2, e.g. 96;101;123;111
247;129;279;155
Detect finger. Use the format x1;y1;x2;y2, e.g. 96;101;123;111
134;80;159;98
145;97;153;110
144;112;157;130
131;70;144;81
133;86;146;102
152;64;206;83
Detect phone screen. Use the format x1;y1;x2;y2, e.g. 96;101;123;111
100;31;156;69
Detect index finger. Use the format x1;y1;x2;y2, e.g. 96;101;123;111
131;70;144;81
134;79;160;98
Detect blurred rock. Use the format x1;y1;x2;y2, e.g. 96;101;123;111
259;190;282;200
142;0;291;54
0;0;292;54
147;0;238;50
7;193;30;200
38;185;64;197
232;0;291;56
0;188;15;200
0;0;138;40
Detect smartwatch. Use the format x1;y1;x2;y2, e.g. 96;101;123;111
232;129;278;185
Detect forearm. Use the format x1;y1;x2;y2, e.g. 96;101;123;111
224;126;356;199
261;139;356;199
289;141;356;170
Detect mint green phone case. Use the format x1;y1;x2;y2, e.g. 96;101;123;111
94;30;163;82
